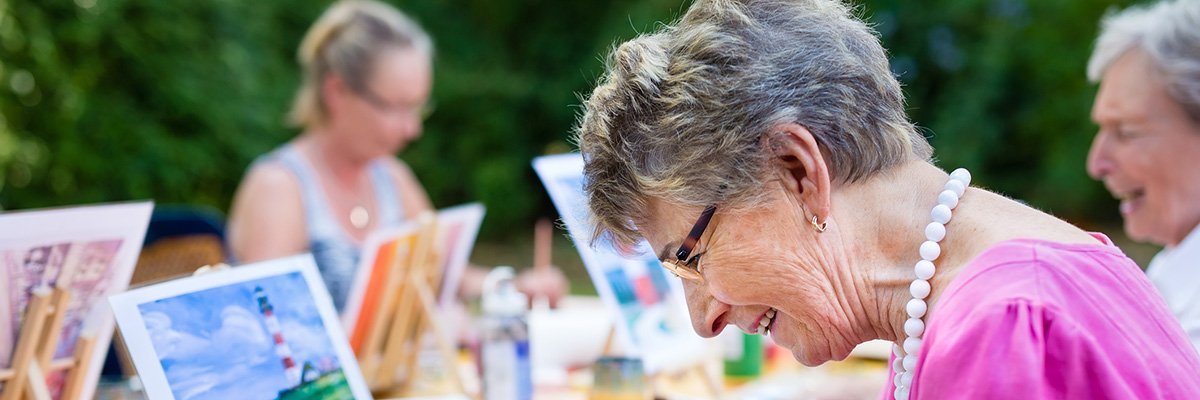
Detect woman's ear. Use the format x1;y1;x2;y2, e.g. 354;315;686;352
320;74;347;117
762;123;832;223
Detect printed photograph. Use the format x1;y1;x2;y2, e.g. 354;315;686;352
137;271;353;400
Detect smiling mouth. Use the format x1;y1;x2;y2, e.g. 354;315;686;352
756;308;777;336
1114;189;1145;215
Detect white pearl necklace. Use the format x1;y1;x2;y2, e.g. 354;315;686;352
892;168;971;400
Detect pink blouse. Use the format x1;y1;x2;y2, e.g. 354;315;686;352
881;234;1200;399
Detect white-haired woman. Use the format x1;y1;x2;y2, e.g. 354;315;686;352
576;0;1200;398
1086;0;1200;353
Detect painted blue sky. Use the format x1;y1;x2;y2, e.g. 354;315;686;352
137;272;343;400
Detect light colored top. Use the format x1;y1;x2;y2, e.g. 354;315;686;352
1147;223;1200;354
880;234;1200;399
263;144;406;311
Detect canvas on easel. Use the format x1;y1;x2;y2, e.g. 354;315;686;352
0;201;153;400
346;212;468;399
343;203;485;341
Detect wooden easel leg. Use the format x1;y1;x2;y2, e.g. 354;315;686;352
377;279;421;390
414;280;466;395
35;289;70;372
695;363;722;400
22;361;51;400
3;288;53;400
60;335;95;400
601;326;618;356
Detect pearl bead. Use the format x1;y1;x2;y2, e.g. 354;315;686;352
903;336;922;354
893;168;969;397
906;298;927;318
904;317;925;337
919;240;940;261
938;189;959;209
931;204;952;224
951;168;972;186
925;222;945;242
910;279;931;299
944;179;965;198
902;354;917;371
914;260;935;280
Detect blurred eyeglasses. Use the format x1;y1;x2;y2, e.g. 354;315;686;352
358;88;436;121
661;205;716;281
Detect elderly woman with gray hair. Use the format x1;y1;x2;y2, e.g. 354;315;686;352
576;0;1200;398
1086;0;1200;354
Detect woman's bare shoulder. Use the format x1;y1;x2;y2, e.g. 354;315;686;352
970;188;1100;246
227;160;308;262
240;161;301;195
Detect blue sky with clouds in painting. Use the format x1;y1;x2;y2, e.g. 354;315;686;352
137;271;343;400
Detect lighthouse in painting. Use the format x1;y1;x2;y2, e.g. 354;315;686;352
256;286;302;387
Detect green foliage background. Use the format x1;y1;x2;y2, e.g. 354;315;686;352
0;0;1143;241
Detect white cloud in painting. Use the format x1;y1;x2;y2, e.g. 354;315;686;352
143;311;209;361
279;319;338;371
211;305;271;364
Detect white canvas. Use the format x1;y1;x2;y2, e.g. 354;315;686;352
432;203;485;309
0;201;153;400
109;254;373;400
532;154;707;374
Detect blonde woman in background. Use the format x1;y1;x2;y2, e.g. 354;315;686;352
227;0;565;311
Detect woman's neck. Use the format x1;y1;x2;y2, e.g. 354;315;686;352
296;130;371;185
830;160;990;345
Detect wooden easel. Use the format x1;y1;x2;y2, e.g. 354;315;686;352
600;326;724;400
0;286;97;400
355;212;468;398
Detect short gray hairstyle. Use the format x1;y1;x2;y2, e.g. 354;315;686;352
575;0;932;247
1088;0;1200;121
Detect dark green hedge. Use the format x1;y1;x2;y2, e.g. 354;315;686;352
0;0;1138;238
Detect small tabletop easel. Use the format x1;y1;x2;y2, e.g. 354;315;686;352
356;212;468;398
0;286;96;400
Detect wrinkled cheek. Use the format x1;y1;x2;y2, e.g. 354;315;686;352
681;280;708;323
702;278;737;305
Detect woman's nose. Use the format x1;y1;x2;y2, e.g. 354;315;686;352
1086;132;1115;180
684;280;729;338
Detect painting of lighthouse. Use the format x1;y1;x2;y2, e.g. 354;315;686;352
109;254;371;400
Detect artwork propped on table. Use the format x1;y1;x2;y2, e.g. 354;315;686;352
342;203;485;339
533;154;708;374
336;212;466;397
0;201;153;400
108;255;373;400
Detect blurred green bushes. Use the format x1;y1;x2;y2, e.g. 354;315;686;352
0;0;1140;239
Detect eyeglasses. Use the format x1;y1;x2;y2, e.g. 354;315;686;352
662;205;716;281
358;87;436;121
